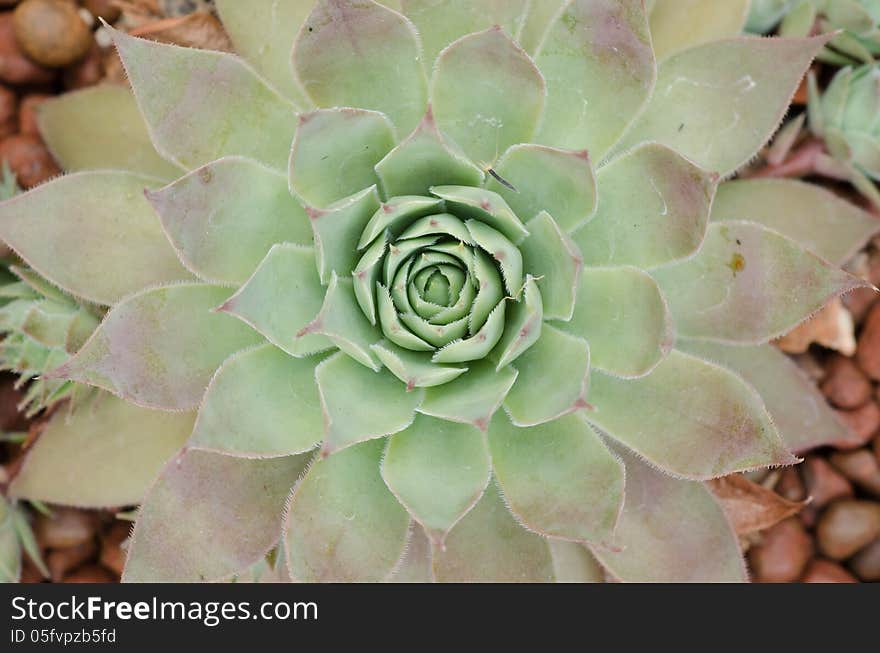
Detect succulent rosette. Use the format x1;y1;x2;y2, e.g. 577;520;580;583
0;0;878;583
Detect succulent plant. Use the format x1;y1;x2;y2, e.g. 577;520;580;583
0;0;877;583
0;494;48;583
749;0;880;65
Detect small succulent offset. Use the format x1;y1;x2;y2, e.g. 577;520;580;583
807;62;880;207
0;0;878;583
749;0;880;65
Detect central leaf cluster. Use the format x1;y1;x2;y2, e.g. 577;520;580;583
352;185;542;377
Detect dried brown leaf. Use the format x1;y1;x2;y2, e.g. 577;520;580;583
709;473;807;536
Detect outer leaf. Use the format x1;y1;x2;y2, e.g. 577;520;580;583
548;540;605;583
215;0;313;107
316;352;423;455
371;341;468;389
585;350;797;480
503;324;590;427
0;172;191;305
375;109;484;197
590;448;747;583
124;450;307;582
148;157;312;286
285;440;410;582
486;144;597;231
112;28;297;170
519;0;564;53
520;212;583;321
10;395;193;507
382;414;491;544
391;524;434;582
711;179;880;265
37;84;180;180
573;143;717;269
54;284;262;411
219;244;331;357
615;36;829;176
293;0;427;136
489;413;623;544
678;339;857;453
560;266;672;378
534;0;655;159
652;221;868;344
290;109;395;208
649;0;751;60
431;27;545;165
189;345;323;457
417;359;516;431
432;481;554;582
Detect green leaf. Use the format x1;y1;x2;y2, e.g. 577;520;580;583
432;185;529;244
10;395;193;507
487;144;597;231
371;340;468;389
382;414;490;544
489;412;623;544
586;350;797;480
0;172;191;305
548;540;605;583
391;524;434;582
589;448;747;582
677;339;857;454
560;266;672;378
503;324;590;427
215;0;314;107
418;359;517;431
573;143;718;268
293;0;427;136
0;498;22;582
125;450;307;582
148;157;312;285
649;0;751;60
402;0;529;65
54;284;262;411
534;0;655;160
375;109;484;197
494;276;542;368
652;221;868;344
519;0;565;53
189;345;323;457
432;481;554;582
301;274;382;369
711;179;880;265
220;244;332;357
285;440;410;582
310;187;381;284
37;84;181;180
316;352;422;455
112;28;296;170
431;27;545;165
432;301;507;364
290;108;395;208
520;212;583;321
615;35;829;176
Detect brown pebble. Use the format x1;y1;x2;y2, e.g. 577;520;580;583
776;468;807;502
0;12;53;84
0;133;59;187
62;41;102;89
821;355;872;409
748;518;813;582
19;556;44;583
64;564;115;583
801;558;859;583
17;91;48;135
0;83;16;138
832;400;880;449
844;286;878;324
816;500;880;560
13;0;93;68
82;0;120;22
99;521;129;577
35;508;97;549
803;455;853;509
857;302;880;379
47;539;97;582
849;538;880;581
830;449;880;497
